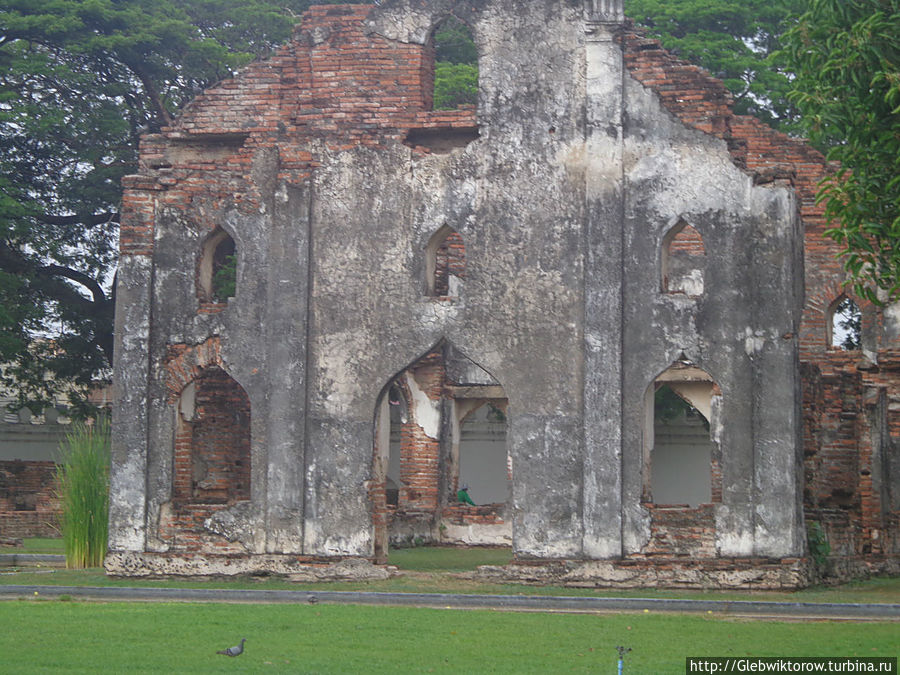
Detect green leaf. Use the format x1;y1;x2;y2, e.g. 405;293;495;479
783;0;900;301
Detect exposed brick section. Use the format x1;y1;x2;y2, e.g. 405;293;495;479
668;224;705;255
623;34;732;138
119;176;161;256
397;351;444;514
172;367;251;505
0;461;60;538
640;504;717;558
0;460;57;512
443;503;505;526
710;455;723;504
165;338;224;403
197;302;227;315
118;4;476;275
158;503;248;555
802;355;900;557
169;4;473;149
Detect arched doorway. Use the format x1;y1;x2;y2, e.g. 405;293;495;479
372;343;510;561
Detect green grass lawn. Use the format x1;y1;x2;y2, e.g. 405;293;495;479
1;600;896;674
3;543;899;604
4;537;65;554
389;544;512;571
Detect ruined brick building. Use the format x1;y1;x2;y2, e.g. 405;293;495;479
108;0;899;586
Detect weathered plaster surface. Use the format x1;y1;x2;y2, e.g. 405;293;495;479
109;0;817;582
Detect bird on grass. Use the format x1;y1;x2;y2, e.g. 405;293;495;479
217;638;246;657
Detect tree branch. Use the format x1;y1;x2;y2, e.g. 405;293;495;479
39;264;107;306
0;242;108;311
36;211;120;227
124;59;173;128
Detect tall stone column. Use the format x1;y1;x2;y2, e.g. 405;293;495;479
265;180;312;553
581;0;626;558
108;182;160;551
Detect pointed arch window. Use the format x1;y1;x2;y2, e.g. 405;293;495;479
198;227;237;305
642;361;722;507
174;366;251;505
661;221;706;297
372;343;509;559
828;295;861;350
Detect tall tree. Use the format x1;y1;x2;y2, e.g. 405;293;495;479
0;0;481;414
0;0;354;415
626;0;806;130
783;0;900;302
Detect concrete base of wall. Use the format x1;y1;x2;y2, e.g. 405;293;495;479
473;555;900;590
473;558;811;590
104;550;395;580
813;555;900;586
439;521;512;547
105;550;899;589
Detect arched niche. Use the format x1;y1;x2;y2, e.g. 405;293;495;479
173;365;251;505
660;220;706;297
197;227;237;304
425;225;466;298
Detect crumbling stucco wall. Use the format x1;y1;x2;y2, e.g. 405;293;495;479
107;0;895;583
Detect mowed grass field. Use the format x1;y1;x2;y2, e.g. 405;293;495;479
4;541;900;604
2;542;898;672
1;600;897;674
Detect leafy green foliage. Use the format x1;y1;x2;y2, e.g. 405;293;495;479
0;0;354;413
55;416;110;569
434;17;478;65
833;297;862;350
212;254;237;302
783;0;900;302
627;0;805;130
654;384;708;431
654;384;689;423
432;17;478;110
434;62;478;110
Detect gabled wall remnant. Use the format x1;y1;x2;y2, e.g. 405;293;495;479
108;0;898;587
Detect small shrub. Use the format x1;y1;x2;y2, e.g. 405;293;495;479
212;253;236;301
434;62;478;110
56;416;111;568
807;521;831;567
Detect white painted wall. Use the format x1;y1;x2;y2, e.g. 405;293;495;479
651;414;713;507
458;404;509;505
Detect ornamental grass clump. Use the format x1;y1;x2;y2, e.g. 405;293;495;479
56;417;110;568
